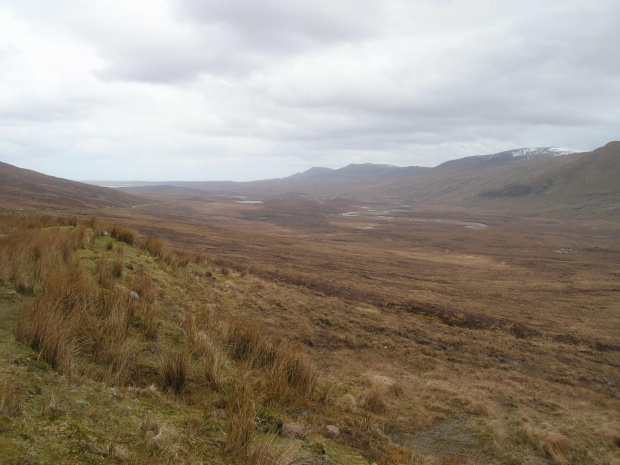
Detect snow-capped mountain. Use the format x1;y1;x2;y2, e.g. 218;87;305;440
435;147;581;172
496;147;579;160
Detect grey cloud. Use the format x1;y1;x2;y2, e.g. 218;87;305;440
177;0;382;49
0;0;618;181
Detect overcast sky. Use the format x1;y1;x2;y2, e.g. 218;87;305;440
1;0;618;181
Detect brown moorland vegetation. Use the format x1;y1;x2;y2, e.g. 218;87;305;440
0;145;619;463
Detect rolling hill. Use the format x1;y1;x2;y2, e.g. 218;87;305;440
133;143;619;219
0;161;144;210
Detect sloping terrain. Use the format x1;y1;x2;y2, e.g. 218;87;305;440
474;142;620;217
1;210;619;465
109;144;620;219
0;161;144;210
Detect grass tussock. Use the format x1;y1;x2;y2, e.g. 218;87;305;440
15;253;141;384
363;385;388;414
223;379;256;458
160;351;189;396
246;435;299;465
226;320;317;398
0;380;21;417
541;432;572;464
110;224;136;245
192;331;225;391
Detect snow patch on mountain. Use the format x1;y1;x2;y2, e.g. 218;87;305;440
507;147;579;160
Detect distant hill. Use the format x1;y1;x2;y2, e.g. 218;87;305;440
434;147;579;173
473;142;620;217
0;161;144;210
81;143;620;219
165;143;620;219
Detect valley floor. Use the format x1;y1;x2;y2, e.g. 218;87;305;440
1;195;619;464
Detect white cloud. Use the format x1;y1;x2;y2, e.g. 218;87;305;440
0;0;618;181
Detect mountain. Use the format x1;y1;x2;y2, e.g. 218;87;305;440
434;147;579;173
105;143;618;219
473;142;620;217
0;161;144;210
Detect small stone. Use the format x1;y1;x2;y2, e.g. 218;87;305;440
281;423;305;439
326;425;340;436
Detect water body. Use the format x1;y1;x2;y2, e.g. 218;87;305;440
236;200;264;204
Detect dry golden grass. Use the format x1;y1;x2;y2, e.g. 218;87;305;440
0;380;21;417
193;331;225;391
2;208;618;464
223;378;256;458
246;435;299;465
160;351;189;396
110;224;136;245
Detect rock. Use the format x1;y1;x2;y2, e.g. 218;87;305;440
281;423;305;439
325;425;340;437
114;284;140;300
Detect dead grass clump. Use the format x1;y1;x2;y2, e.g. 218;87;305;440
227;320;275;367
111;225;136;245
127;272;157;306
143;237;167;258
193;331;225;391
227;320;317;397
144;319;159;340
81;217;111;241
388;381;405;397
13;266;34;295
223;379;256;458
363;385;388;414
42;393;63;419
112;257;124;279
106;239;114;250
336;393;358;412
141;415;161;435
96;254;113;288
160;351;189;396
15;288;78;374
246;435;298;465
541;432;572;464
277;348;318;397
104;339;136;386
464;399;496;417
0;380;21;417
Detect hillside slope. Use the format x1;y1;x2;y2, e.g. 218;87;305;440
0;161;144;210
473;142;620;217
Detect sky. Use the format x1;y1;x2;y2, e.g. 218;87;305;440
1;0;618;182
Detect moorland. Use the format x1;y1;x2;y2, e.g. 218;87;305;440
0;143;619;465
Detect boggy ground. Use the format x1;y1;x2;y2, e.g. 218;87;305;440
89;191;620;464
2;191;619;464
